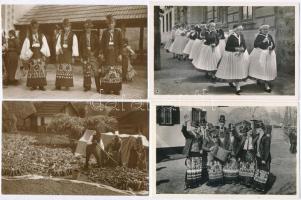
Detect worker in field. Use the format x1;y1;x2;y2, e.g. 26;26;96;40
85;131;104;169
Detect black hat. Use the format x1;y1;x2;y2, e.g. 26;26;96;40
30;19;39;28
219;115;226;123
62;18;71;27
251;120;265;129
106;14;116;24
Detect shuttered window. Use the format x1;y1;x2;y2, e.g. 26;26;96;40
157;106;180;126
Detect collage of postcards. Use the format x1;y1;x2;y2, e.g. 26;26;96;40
0;0;300;200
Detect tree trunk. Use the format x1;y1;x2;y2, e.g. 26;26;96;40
154;6;161;70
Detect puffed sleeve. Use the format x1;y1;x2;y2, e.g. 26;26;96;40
20;38;33;61
40;35;50;57
72;34;79;57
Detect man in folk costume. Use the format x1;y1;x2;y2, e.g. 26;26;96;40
55;18;79;90
253;120;271;170
215;24;249;95
249;24;277;93
99;14;123;95
79;20;100;92
20;19;50;90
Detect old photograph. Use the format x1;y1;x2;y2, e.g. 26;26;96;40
156;105;297;194
154;6;297;95
2;5;147;99
2;101;149;195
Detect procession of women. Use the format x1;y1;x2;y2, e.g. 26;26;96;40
164;21;277;95
2;15;137;95
181;114;272;192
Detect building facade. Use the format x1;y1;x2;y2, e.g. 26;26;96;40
159;6;295;74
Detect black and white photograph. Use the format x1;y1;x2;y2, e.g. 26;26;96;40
154;6;298;95
2;101;149;195
156;105;297;194
2;5;147;99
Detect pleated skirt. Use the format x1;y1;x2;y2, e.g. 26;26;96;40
164;39;173;50
192;45;221;71
215;50;250;81
169;35;189;55
189;39;203;60
218;39;226;56
248;48;277;81
183;39;195;55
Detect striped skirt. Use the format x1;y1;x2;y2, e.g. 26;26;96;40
192;45;221;71
169;35;189;55
189;39;203;60
215;50;250;81
183;39;195;55
164;39;173;50
249;48;277;81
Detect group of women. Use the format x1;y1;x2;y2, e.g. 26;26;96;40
3;15;137;95
164;21;277;95
182;114;272;192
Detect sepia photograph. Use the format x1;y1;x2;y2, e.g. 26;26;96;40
2;101;149;195
154;6;298;96
2;5;147;99
156;105;297;195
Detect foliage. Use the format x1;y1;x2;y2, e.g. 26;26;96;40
2;103;18;133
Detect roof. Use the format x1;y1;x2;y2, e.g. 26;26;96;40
32;102;78;117
16;5;147;26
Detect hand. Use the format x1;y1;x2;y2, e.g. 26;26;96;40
211;43;216;47
261;160;266;164
263;38;269;43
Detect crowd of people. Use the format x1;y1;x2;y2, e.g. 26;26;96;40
2;15;137;95
181;114;272;192
164;21;277;95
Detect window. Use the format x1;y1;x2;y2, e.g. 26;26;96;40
157;106;180;126
191;108;207;127
242;6;253;20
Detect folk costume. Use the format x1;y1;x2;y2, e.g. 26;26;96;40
183;29;197;56
164;27;176;52
20;20;50;90
79;20;100;92
189;25;205;61
6;30;20;84
99;15;123;95
169;27;189;59
182;122;204;188
55;19;79;89
192;26;221;75
249;25;277;92
215;33;249;78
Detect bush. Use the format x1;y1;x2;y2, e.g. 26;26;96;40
47;114;118;140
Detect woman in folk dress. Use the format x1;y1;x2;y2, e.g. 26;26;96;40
188;24;205;61
193;22;221;81
183;25;197;60
164;25;177;53
5;30;20;85
215;24;249;95
169;25;188;60
55;18;79;90
249;25;276;93
20;19;50;90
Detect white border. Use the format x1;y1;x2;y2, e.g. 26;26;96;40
148;1;300;102
150;100;300;199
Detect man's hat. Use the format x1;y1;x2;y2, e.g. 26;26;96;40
62;18;71;27
219;115;226;123
251;120;265;129
106;14;116;24
30;19;39;28
84;19;93;29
